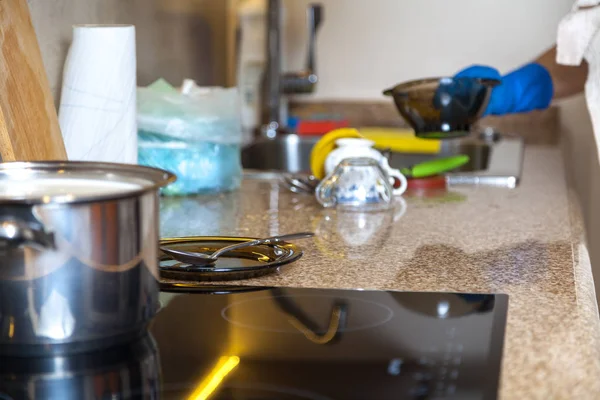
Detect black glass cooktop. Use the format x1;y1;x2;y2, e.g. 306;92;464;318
0;286;508;400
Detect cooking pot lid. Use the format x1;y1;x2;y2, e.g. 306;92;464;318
0;161;175;204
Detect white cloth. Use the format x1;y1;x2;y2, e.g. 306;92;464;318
557;2;600;159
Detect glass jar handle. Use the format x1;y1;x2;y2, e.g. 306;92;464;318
315;173;339;208
380;159;407;196
388;169;408;196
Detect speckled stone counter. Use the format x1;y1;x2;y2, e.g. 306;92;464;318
160;146;600;399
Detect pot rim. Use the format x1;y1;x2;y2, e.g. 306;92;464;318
0;161;176;205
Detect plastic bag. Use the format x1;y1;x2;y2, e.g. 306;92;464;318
137;79;243;195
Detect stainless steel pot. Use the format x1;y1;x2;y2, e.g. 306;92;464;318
0;333;160;399
0;161;175;356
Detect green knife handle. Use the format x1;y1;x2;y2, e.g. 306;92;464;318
403;155;470;178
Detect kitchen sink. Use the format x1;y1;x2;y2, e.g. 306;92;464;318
242;132;524;188
243;135;319;173
387;141;490;173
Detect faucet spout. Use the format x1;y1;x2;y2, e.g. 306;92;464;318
260;0;324;138
262;0;283;135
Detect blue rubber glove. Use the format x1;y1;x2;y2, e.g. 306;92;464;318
456;63;554;116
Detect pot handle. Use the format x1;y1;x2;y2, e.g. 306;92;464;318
0;218;55;250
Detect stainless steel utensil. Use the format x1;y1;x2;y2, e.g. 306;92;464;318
283;174;320;194
160;232;314;266
0;161;175;356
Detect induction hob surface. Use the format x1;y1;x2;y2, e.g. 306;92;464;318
0;287;508;400
154;286;507;400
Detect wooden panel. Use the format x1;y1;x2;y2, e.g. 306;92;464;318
0;0;66;161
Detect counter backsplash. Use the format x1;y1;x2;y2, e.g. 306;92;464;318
289;101;560;145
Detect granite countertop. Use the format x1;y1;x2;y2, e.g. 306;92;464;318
160;146;600;399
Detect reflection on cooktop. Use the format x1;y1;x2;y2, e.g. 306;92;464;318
0;334;160;400
221;293;394;335
195;382;333;400
152;287;508;400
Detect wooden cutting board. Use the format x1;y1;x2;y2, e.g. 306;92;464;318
0;0;67;162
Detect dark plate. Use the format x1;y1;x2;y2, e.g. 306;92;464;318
158;236;303;283
158;284;271;294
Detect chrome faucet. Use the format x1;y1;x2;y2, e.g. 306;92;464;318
261;0;323;138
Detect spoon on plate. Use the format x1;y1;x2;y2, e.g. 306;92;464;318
160;232;314;267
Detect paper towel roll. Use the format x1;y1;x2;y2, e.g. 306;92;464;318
59;25;137;164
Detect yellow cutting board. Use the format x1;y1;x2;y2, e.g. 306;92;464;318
360;127;442;154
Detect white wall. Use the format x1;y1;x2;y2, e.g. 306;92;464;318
28;0;228;103
283;0;574;100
